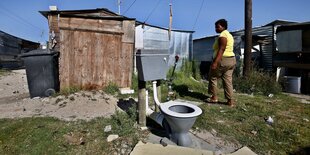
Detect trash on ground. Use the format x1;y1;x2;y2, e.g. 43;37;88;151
265;116;274;125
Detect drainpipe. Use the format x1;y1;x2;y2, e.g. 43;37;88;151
144;81;165;127
152;81;161;106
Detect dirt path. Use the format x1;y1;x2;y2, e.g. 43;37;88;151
0;69;121;121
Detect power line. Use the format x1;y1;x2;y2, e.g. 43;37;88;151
0;5;45;41
192;0;206;31
123;0;138;15
144;0;163;23
0;5;44;32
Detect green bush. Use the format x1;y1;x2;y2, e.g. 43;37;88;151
131;73;138;92
109;105;137;136
178;59;201;80
233;69;282;95
103;82;119;95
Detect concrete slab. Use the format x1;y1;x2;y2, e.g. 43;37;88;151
146;129;221;151
145;126;239;153
130;141;214;155
130;141;257;155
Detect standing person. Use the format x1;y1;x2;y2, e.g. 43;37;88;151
207;19;236;107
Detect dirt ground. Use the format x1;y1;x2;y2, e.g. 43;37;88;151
0;69;243;153
0;69;122;121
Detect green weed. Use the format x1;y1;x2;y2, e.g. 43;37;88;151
233;69;282;95
103;82;119;95
58;86;81;96
0;69;10;76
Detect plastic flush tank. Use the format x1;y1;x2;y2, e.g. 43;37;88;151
21;49;59;98
136;49;169;81
284;76;301;94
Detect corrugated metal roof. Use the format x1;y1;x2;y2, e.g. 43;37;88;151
0;30;40;44
40;8;194;33
264;19;297;26
195;19;298;40
39;8;119;18
276;22;310;33
135;21;194;33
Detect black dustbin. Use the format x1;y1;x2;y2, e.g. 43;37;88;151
21;49;59;98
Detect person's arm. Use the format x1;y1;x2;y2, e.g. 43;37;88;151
211;37;227;70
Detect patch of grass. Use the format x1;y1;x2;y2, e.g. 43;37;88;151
165;59;208;102
172;72;208;101
233;69;282;95
58;86;81;96
103;82;119;95
195;93;310;155
0;69;10;76
0;108;145;155
108;106;137;137
131;73;138;93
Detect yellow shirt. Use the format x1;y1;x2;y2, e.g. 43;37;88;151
212;30;234;58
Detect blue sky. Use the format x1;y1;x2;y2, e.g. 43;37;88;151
0;0;309;44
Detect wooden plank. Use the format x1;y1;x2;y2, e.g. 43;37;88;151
59;30;70;89
59;17;123;34
120;43;134;87
57;16;135;90
122;20;135;43
59;29;133;90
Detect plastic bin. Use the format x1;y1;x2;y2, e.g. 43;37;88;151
283;76;301;94
21;49;59;98
136;49;169;81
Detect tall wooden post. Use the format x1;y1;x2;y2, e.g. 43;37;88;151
244;0;252;77
138;80;146;126
117;0;121;15
168;3;172;40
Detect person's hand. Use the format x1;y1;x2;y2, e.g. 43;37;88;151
211;62;218;70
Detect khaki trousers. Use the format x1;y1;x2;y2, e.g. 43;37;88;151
208;57;236;100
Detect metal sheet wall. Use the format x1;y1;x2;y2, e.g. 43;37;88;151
194;25;275;71
233;25;274;71
135;25;193;67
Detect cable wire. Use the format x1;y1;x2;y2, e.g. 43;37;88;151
144;0;163;23
0;5;44;32
0;5;45;41
192;0;205;31
123;0;138;15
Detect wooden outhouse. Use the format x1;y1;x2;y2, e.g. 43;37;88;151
40;8;135;90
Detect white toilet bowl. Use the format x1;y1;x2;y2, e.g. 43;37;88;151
160;100;202;146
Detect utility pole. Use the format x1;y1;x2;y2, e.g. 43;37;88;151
118;0;121;15
244;0;252;77
168;2;173;40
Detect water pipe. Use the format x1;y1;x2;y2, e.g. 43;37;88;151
144;81;165;127
152;81;161;106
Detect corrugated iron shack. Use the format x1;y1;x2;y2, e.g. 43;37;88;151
274;22;310;94
193;20;295;78
40;8;135;90
0;30;39;69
